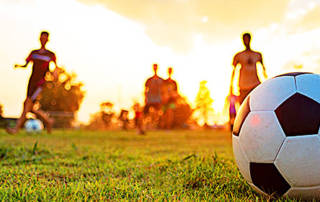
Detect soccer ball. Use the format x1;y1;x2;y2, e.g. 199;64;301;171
25;119;44;133
232;72;320;199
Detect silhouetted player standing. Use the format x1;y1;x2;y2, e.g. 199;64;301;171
144;64;164;114
162;67;178;129
231;33;267;104
7;31;60;134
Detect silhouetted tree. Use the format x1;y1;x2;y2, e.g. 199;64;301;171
39;68;85;128
194;81;214;126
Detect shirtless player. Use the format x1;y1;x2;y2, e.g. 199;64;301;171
231;33;268;104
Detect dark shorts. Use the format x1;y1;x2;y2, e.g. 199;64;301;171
27;82;43;102
229;105;236;118
239;88;256;105
144;103;162;115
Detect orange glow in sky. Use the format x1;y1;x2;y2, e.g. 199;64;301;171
0;0;320;124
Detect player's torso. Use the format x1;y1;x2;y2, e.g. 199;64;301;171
166;80;177;93
146;77;163;103
30;49;55;81
160;79;174;104
147;77;163;94
237;51;261;89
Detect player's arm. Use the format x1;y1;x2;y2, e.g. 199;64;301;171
259;53;268;79
144;80;150;98
145;79;151;92
174;81;178;92
230;69;235;95
14;62;30;68
144;80;150;104
14;51;33;68
230;55;239;95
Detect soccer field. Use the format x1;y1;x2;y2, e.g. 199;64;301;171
0;129;298;201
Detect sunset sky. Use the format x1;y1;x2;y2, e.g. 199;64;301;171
1;0;320;123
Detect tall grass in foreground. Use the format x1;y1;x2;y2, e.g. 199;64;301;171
0;130;302;201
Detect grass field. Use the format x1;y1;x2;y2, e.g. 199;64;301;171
0;129;301;201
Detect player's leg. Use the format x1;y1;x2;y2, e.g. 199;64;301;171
153;103;162;129
143;103;152;129
229;101;237;131
239;85;258;105
137;113;145;135
229;111;236;131
135;110;145;135
165;103;175;129
159;105;166;129
6;97;34;134
7;85;44;134
239;89;249;105
143;103;150;115
31;109;53;134
30;86;54;133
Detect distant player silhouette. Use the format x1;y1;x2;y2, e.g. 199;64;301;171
228;88;238;131
7;31;60;134
144;64;164;115
133;103;145;135
231;33;267;104
161;67;178;129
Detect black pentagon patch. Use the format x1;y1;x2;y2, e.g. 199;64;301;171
275;93;320;136
250;163;290;196
275;72;313;78
233;96;251;136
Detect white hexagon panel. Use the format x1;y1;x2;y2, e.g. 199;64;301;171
296;73;320;104
239;111;286;163
275;135;320;187
249;76;296;111
232;135;252;183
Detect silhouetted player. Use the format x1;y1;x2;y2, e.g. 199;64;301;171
164;67;178;97
133;103;144;134
228;87;238;131
162;67;178;129
7;31;60;134
144;64;164;114
231;33;267;104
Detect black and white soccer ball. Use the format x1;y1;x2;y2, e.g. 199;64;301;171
25;119;44;133
232;72;320;199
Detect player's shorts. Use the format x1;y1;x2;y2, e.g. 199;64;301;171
27;82;43;102
239;87;258;105
239;83;261;104
239;89;251;105
229;105;236;117
143;103;162;114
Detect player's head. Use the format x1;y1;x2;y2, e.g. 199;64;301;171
242;33;251;48
40;31;49;47
168;67;173;77
153;63;158;74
